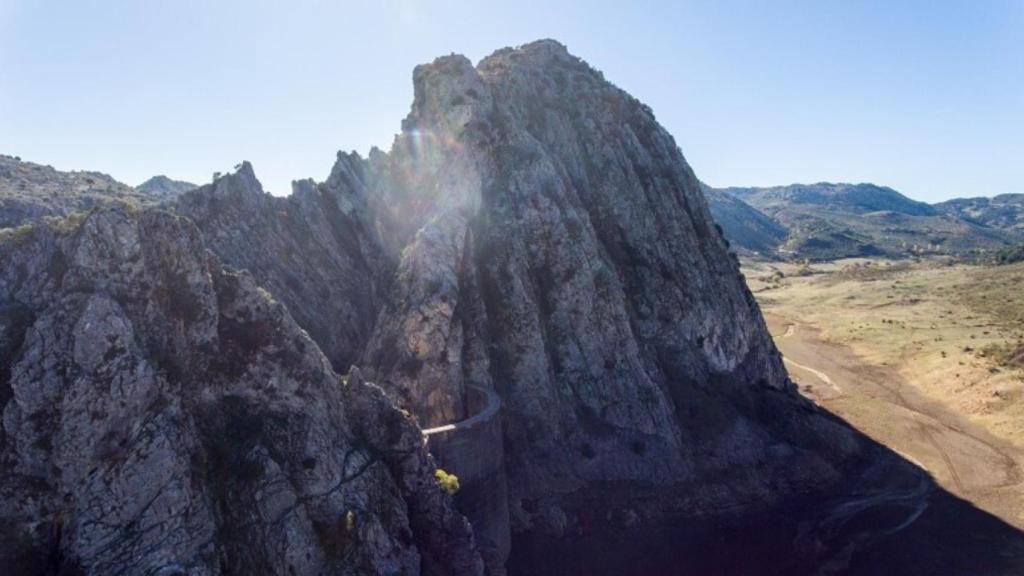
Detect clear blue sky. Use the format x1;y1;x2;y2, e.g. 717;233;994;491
1;1;1021;201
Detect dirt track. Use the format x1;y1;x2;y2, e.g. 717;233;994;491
765;312;1024;528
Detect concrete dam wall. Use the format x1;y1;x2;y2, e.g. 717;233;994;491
424;385;510;574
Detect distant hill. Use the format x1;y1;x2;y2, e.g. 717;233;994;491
700;184;788;257
935;193;1024;237
703;182;1012;260
136;175;197;198
0;154;155;228
726;182;938;216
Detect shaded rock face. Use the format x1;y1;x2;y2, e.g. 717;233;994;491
700;183;789;258
175;160;389;372
145;43;844;565
165;42;863;555
360;41;859;534
0;208;482;576
0;40;874;574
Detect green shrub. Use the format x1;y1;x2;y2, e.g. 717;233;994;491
993;245;1024;266
0;222;35;244
256;286;275;302
48;211;89;234
794;257;813;276
435;468;460;495
980;342;1024;368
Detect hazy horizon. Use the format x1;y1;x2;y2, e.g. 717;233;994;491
2;0;1021;201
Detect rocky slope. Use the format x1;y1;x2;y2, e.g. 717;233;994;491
136;175;197;199
369;40;852;509
0;155;158;229
935;193;1024;237
167;41;868;570
700;183;788;257
708;182;1011;259
0;207;482;575
727;182;939;216
174;159;390;372
8;39;1009;575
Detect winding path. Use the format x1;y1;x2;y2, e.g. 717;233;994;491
770;315;1024;522
783;357;842;393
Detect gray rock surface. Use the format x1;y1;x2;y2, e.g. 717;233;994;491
166;41;864;550
1;40;891;575
0;207;482;576
358;41;861;536
175;160;389;372
0;155;155;229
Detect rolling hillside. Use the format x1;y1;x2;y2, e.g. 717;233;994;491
701;184;788;257
935;193;1024;236
704;182;1013;260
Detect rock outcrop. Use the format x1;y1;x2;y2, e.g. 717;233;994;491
157;41;870;573
357;39;861;538
175;160;389;372
0;207;482;575
0;155;157;229
136;175;197;199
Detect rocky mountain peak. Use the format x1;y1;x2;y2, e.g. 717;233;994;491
0;40;907;575
149;47;860;573
135;174;196;198
325;151;365;191
214;161;262;196
168;44;853;527
352;42;851;543
478;38;575;73
405;54;491;138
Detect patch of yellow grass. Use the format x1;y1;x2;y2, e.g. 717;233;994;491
746;257;1024;447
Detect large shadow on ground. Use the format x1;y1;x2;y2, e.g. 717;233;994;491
507;399;1024;576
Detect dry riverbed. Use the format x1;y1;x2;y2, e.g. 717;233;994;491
744;257;1024;529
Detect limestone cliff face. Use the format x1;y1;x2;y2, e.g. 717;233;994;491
0;208;482;575
355;40;860;535
175;159;390;372
164;40;860;542
0;40;871;574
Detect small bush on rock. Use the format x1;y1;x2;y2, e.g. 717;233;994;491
435;468;460;495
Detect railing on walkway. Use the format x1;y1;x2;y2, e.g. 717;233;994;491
422;384;501;436
420;383;510;573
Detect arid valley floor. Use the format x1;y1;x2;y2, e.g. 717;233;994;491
745;258;1024;530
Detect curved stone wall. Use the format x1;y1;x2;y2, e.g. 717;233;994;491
425;385;510;574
